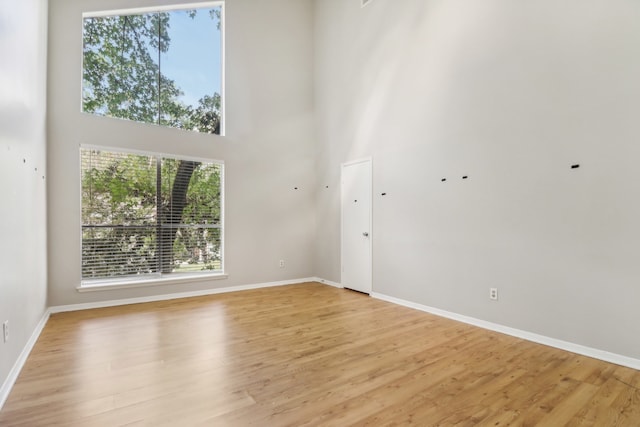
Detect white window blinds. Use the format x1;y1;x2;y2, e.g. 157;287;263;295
81;147;223;282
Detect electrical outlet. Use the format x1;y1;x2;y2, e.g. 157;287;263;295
279;260;285;268
3;321;8;343
489;288;498;301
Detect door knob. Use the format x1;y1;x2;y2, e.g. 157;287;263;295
362;232;369;237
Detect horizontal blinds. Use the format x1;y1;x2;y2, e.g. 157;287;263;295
81;148;223;281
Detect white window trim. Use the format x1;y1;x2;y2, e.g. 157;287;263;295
80;144;225;166
81;1;226;136
78;144;226;290
83;2;223;18
77;272;229;293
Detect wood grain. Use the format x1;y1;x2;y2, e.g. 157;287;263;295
1;282;638;426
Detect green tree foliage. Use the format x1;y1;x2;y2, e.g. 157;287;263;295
80;9;223;280
186;94;222;134
82;9;221;133
81;150;223;279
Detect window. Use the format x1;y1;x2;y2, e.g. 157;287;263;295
81;147;224;284
82;3;224;135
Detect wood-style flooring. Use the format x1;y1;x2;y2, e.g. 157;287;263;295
1;282;639;426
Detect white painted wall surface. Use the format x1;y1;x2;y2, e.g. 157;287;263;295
0;0;49;397
314;0;640;360
47;0;316;305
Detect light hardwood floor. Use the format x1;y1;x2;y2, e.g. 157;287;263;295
1;282;639;426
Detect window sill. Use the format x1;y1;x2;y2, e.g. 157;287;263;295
77;273;228;292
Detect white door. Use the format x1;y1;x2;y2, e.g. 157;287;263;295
341;158;372;294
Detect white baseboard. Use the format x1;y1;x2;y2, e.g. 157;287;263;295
371;292;640;371
312;277;343;288
0;309;50;411
50;278;317;314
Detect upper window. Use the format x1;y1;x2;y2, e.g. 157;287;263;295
82;3;224;135
81;147;224;284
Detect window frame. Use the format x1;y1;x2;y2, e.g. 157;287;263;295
80;1;226;136
78;144;226;291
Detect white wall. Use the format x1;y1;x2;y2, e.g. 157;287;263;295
47;0;316;305
0;0;49;398
314;0;640;360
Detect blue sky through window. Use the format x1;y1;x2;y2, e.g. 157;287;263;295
161;7;222;108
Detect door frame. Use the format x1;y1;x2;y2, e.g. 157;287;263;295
340;157;373;294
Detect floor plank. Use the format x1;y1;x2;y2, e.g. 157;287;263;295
1;282;638;426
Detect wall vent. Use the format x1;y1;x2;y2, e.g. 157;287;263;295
361;0;374;7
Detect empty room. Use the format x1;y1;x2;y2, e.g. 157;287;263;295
1;0;639;425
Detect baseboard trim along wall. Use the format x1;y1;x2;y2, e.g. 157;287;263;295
0;310;50;411
370;291;640;372
311;277;343;288
50;277;318;314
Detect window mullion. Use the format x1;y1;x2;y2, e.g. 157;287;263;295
156;12;161;126
156;156;162;274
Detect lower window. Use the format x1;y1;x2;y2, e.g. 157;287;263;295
80;147;224;284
